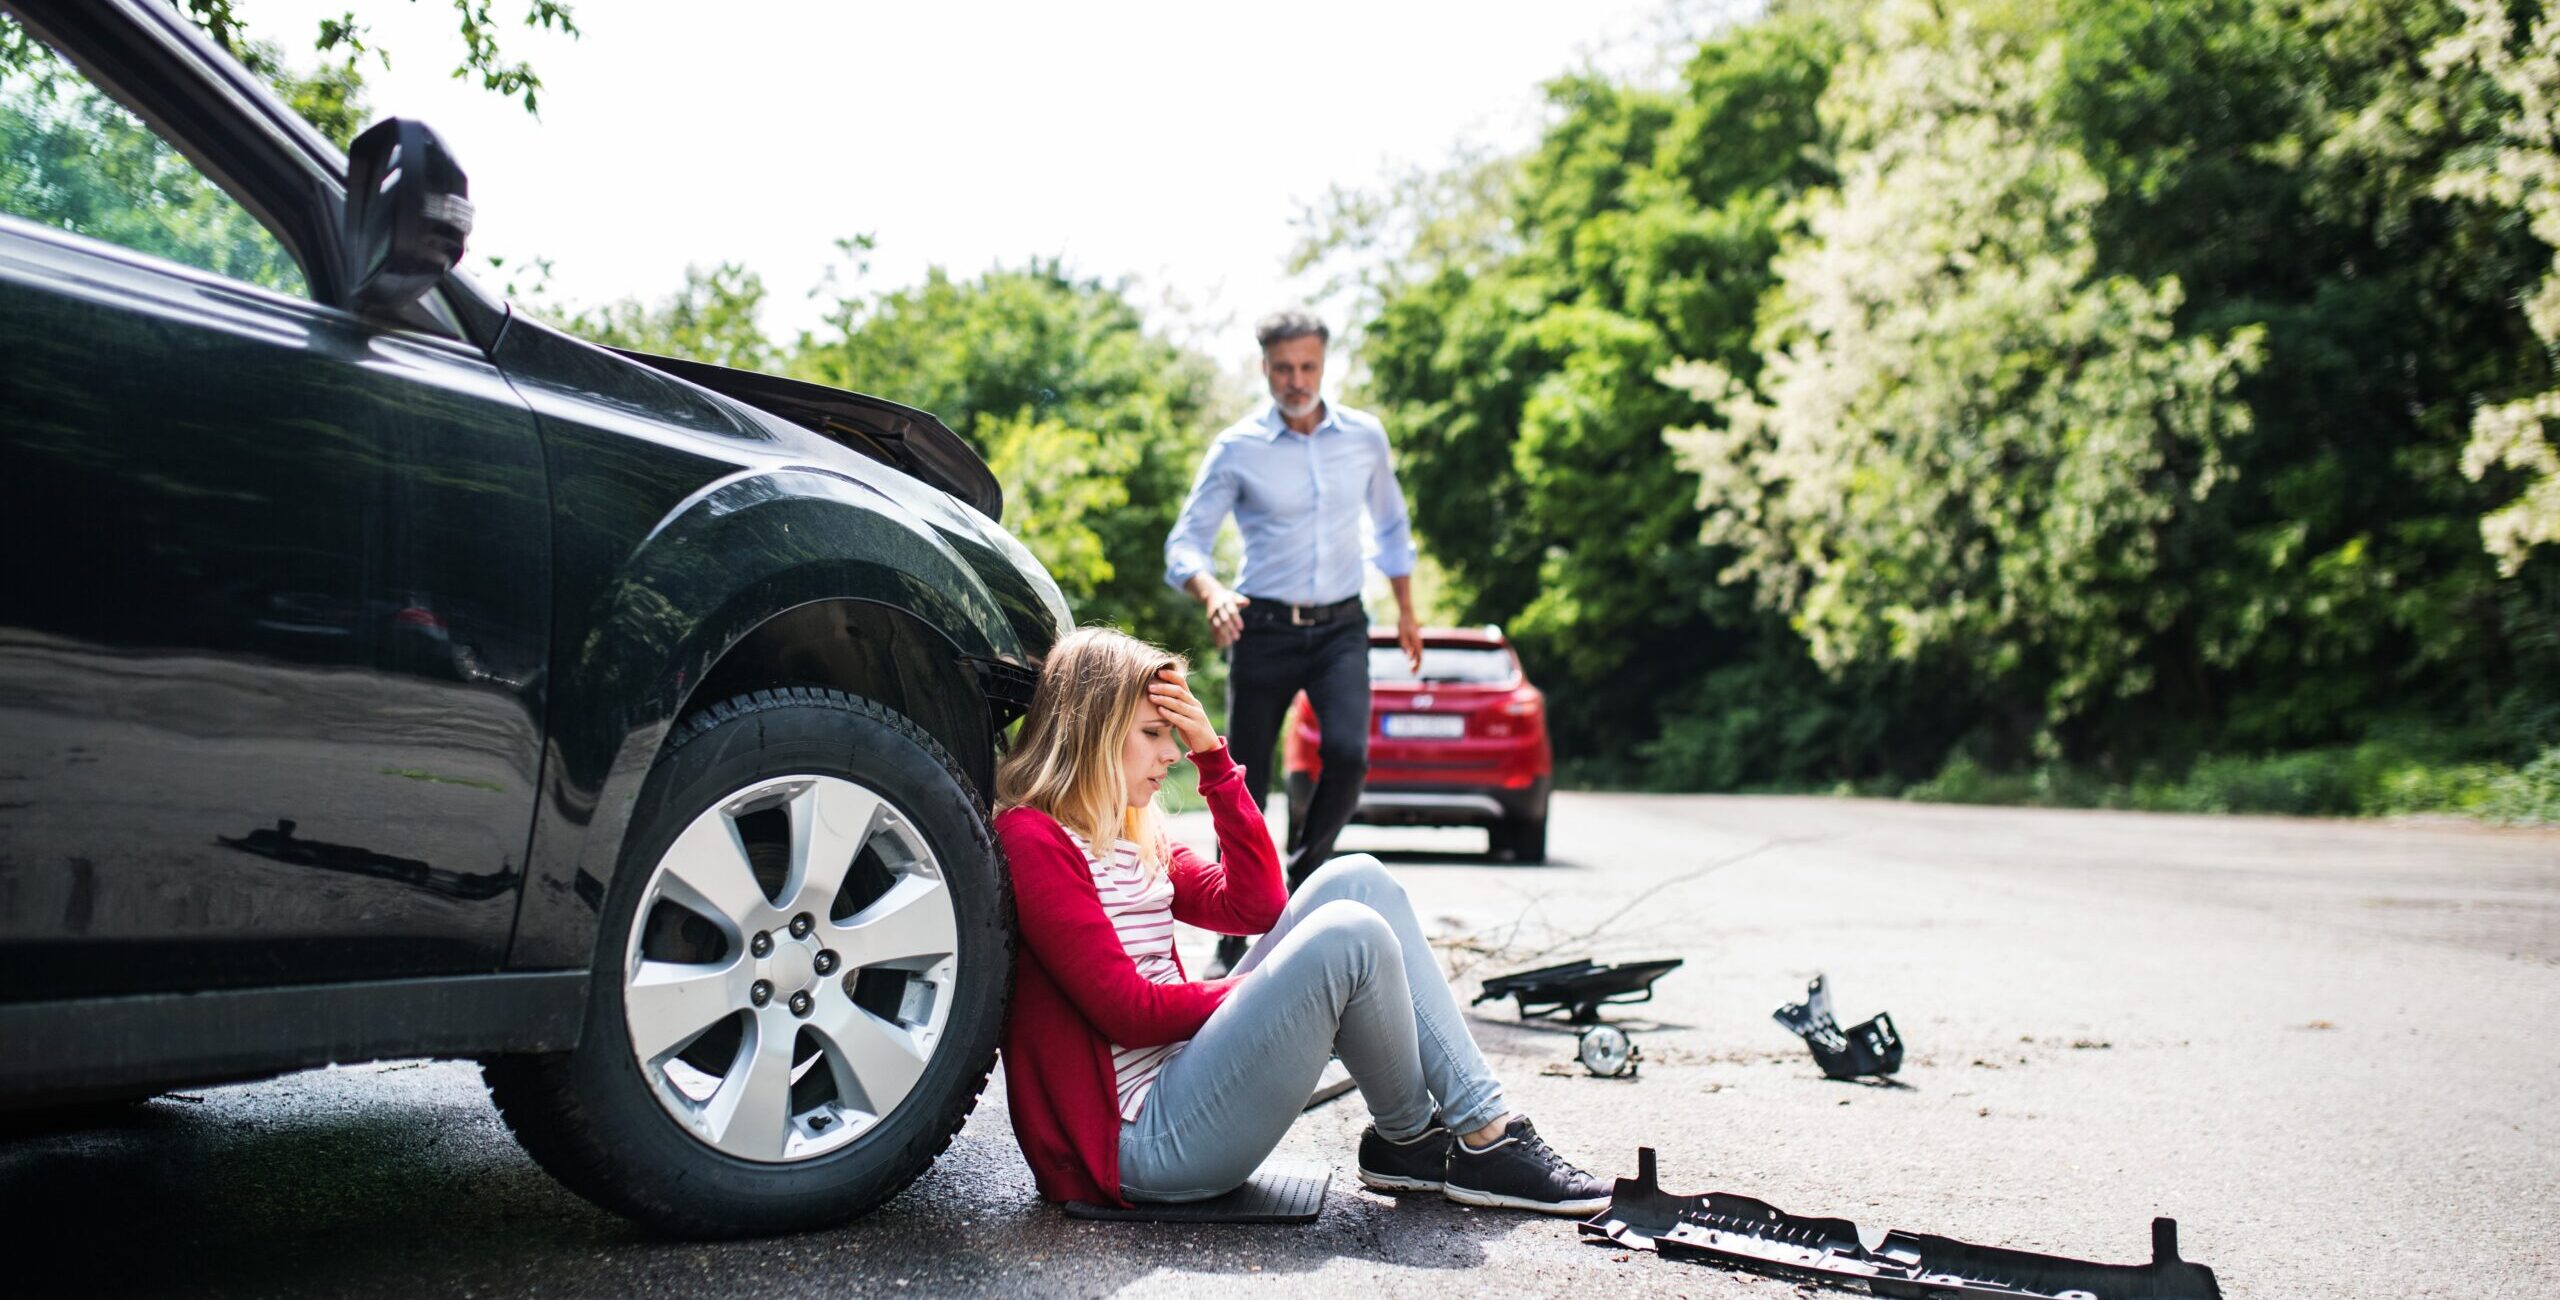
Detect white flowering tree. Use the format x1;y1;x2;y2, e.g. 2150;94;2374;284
2433;0;2560;575
1666;0;2262;739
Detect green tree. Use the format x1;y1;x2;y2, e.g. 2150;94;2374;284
789;260;1222;659
2050;0;2559;757
1354;7;1875;783
2433;0;2560;576
177;0;580;131
4;0;584;300
1668;0;2264;755
1;22;306;291
553;262;778;371
980;413;1135;609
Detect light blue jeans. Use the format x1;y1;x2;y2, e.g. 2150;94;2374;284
1117;855;1509;1201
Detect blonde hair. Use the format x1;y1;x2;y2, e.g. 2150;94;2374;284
996;627;1187;875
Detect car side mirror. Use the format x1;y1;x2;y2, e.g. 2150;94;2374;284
344;117;472;316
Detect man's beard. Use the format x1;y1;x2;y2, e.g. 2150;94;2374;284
1276;392;1320;419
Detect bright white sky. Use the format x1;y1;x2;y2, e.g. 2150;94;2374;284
241;0;1691;374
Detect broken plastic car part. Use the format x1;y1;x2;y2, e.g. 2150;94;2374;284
1583;1148;2223;1299
1475;958;1681;1078
1575;1023;1638;1077
1773;973;1903;1079
1474;958;1683;1023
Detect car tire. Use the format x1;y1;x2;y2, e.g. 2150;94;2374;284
1499;816;1548;865
483;687;1010;1239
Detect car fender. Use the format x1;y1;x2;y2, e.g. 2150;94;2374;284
509;465;1040;970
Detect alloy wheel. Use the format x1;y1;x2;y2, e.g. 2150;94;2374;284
621;774;960;1163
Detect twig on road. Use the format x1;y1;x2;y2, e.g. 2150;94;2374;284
1435;833;1835;980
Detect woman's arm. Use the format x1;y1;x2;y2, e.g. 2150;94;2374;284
1167;741;1287;935
999;809;1232;1048
1141;666;1287;935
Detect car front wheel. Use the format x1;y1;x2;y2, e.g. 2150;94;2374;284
484;687;1010;1238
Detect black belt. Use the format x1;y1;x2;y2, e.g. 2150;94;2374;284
1241;595;1364;627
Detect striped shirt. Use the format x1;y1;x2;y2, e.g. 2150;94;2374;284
1067;831;1185;1120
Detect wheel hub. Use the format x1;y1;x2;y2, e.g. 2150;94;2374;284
764;932;819;996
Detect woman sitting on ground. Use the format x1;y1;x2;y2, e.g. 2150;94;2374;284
993;626;1611;1212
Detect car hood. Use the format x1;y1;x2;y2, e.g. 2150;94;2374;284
610;348;1004;522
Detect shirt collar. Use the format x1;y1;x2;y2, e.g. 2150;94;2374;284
1256;400;1336;440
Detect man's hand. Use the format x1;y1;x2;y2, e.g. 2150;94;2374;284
1148;666;1221;754
1188;576;1251;648
1388;573;1424;674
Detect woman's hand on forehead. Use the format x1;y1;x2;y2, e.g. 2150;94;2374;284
1148;667;1221;754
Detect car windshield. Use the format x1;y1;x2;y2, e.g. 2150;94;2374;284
1371;645;1515;684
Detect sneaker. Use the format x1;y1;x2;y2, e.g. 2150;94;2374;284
1442;1117;1610;1216
1203;933;1250;980
1357;1123;1453;1193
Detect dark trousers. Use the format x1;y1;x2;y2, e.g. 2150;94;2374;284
1225;613;1371;892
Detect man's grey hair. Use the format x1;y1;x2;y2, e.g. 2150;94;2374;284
1255;309;1330;349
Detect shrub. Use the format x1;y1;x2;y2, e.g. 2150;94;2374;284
1905;738;2543;820
2482;747;2560;824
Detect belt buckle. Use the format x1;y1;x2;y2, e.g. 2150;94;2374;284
1290;602;1312;627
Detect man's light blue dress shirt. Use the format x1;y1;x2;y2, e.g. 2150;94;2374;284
1163;401;1417;607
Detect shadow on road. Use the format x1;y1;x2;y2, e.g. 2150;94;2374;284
4;1089;629;1298
2;1072;1533;1299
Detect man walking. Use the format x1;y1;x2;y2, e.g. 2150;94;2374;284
1166;309;1424;976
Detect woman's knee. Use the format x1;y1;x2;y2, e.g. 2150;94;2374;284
1294;898;1398;970
1302;853;1404;907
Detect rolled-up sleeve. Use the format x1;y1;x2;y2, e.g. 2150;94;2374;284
1367;430;1416;580
1164;439;1236;591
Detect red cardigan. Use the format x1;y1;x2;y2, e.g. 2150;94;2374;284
993;740;1286;1206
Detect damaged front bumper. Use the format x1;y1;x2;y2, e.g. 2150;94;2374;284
1582;1148;2223;1299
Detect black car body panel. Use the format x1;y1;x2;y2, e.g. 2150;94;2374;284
0;0;1067;1100
0;219;553;1000
489;315;1064;968
612;348;1004;522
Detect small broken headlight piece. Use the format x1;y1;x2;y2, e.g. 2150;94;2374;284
1577;1023;1638;1077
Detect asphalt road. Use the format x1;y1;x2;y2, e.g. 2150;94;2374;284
9;793;2557;1298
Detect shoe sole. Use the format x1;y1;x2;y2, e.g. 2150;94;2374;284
1357;1171;1445;1193
1442;1184;1609;1216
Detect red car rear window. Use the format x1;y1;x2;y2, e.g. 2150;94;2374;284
1368;645;1515;684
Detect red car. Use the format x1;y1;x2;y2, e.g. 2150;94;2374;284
1284;626;1554;862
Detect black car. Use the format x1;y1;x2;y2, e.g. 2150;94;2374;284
0;0;1066;1238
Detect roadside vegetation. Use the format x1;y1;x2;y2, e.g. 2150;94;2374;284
88;0;2560;824
1323;0;2560;824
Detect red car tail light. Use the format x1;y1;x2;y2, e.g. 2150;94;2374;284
1477;687;1542;739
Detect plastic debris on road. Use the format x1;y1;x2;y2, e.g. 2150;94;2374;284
1774;973;1904;1080
1582;1147;2223;1299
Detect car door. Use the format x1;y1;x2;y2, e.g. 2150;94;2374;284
0;14;551;999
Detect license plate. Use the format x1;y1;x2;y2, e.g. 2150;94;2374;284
1382;713;1465;739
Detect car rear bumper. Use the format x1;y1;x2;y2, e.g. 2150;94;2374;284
1290;774;1551;827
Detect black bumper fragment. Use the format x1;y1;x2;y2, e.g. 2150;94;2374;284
1582;1148;2223;1299
1473;958;1684;1024
1774;973;1904;1079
